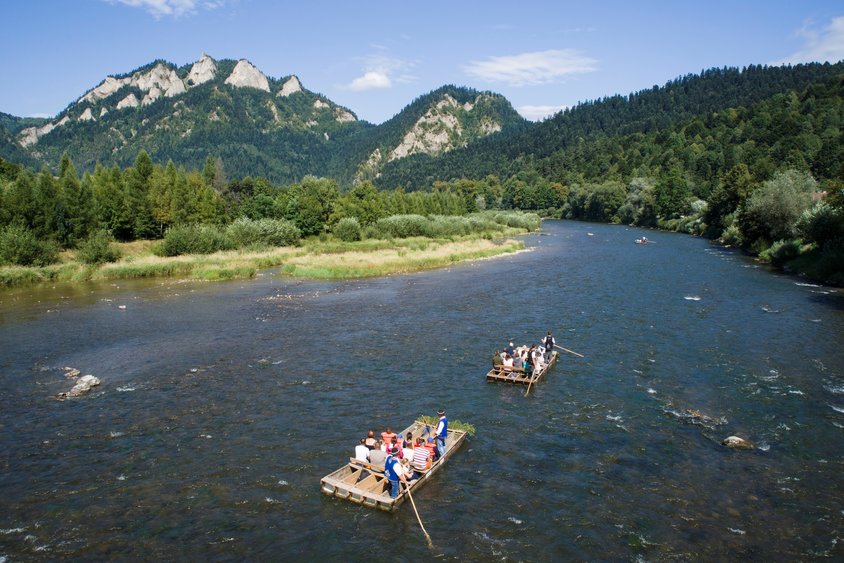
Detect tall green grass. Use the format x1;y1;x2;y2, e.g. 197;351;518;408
0;211;538;287
281;239;523;279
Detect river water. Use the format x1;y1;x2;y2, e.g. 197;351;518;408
1;220;843;561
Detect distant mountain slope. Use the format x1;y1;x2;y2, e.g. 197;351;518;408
0;112;43;168
376;62;844;190
0;55;525;185
326;85;528;186
7;55;367;182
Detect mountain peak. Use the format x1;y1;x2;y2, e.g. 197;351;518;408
187;53;217;86
77;61;185;106
6;57;526;186
224;59;270;92
278;75;303;97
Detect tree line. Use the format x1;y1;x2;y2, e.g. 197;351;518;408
0;151;488;266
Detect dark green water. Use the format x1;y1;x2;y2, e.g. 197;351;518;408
1;220;843;561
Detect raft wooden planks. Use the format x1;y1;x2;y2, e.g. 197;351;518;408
320;419;468;512
486;350;558;385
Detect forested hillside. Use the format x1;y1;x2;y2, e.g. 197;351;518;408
0;56;525;186
1;61;842;284
325;85;527;187
372;63;844;284
376;62;844;190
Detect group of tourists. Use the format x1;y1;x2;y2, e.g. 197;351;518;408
492;331;556;376
353;409;449;498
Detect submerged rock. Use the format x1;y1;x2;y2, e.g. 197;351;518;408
722;435;754;449
57;375;101;400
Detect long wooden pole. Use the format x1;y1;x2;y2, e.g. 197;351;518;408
525;371;537;397
554;344;584;358
404;480;434;549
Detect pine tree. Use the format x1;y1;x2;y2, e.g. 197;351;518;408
59;157;95;246
92;164;132;240
2;170;39;229
33;166;59;238
124;151;158;239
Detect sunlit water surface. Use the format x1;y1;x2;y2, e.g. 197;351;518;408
1;220;843;561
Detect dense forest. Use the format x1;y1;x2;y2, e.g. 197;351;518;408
1;62;842;283
377;63;844;189
0;151;483;266
372;64;844;284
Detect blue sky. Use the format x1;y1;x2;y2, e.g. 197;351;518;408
1;1;843;124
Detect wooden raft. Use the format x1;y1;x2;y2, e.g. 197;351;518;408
320;419;468;512
486;350;558;386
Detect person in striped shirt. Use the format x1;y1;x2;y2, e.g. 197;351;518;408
411;437;431;479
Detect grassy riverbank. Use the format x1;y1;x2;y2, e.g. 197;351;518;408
0;235;526;287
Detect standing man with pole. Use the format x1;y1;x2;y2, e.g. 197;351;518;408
543;331;556;362
385;447;406;498
433;409;448;460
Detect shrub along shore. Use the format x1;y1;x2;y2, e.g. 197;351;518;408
0;211;538;287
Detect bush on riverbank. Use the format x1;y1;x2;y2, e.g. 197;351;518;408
332;217;362;242
155;218;302;257
76;230;122;265
155;224;231;256
0;226;59;266
225;218;301;249
369;211;539;240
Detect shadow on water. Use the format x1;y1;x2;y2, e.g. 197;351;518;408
1;220;843;561
807;290;844;310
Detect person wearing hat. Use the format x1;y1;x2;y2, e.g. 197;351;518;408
506;342;515;357
384;446;407;498
433;409;448;460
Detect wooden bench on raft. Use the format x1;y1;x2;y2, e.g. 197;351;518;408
492;365;530;377
351;455;433;472
349;457;385;473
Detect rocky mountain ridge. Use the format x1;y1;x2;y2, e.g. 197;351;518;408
1;55;524;185
18;54;354;148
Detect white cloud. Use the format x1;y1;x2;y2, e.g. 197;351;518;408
348;71;392;91
464;49;597;86
343;54;416;91
105;0;224;18
517;104;568;121
775;16;844;64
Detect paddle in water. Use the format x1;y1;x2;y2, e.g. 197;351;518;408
404;480;434;549
554;344;584;358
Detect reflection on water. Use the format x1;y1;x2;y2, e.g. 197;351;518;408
1;220;843;560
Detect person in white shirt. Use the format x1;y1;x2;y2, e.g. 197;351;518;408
534;349;546;372
354;438;369;462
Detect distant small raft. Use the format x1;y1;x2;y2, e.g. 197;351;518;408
486;350;558;386
320;419;468;512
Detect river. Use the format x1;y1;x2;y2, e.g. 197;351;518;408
1;220;843;561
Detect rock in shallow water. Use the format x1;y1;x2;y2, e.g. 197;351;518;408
722;435;753;449
57;375;101;400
